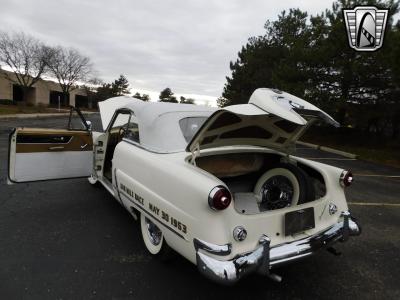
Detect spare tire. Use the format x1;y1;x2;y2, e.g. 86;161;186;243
254;163;315;211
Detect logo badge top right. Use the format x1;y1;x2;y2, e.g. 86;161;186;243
343;6;389;51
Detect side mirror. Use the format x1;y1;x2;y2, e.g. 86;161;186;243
86;120;92;131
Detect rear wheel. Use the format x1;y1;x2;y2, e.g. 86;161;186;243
254;163;314;211
140;213;173;260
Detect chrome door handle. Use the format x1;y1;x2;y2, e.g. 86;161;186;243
48;146;65;151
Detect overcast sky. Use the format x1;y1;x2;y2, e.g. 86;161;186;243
0;0;349;104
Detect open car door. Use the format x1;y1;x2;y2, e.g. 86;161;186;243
8;107;93;183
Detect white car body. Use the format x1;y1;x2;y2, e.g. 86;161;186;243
8;88;360;284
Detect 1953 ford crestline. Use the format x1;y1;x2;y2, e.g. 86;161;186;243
8;88;361;284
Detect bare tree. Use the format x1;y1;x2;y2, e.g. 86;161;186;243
47;46;92;105
0;31;50;101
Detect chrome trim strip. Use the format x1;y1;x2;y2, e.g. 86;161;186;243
194;238;232;256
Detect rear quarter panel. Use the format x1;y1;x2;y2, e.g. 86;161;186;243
112;141;239;264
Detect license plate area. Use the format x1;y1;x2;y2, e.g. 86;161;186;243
285;207;315;236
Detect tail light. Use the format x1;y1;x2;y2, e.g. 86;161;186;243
208;186;232;210
340;170;353;187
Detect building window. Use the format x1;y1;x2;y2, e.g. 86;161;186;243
13;85;24;102
75;95;89;108
49;91;69;107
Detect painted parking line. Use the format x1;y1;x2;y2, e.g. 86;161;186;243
348;202;400;207
353;174;400;178
302;157;357;161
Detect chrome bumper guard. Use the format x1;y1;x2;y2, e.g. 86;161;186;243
194;211;361;285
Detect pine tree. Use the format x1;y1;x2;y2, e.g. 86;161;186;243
133;92;142;99
159;88;178;103
112;75;130;96
180;96;195;104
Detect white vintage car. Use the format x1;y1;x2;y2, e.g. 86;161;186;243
8;88;360;284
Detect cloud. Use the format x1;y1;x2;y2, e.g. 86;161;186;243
0;0;338;103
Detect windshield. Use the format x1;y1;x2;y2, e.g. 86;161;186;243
179;116;208;143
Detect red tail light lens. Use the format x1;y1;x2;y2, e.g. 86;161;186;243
208;186;232;210
340;171;353;187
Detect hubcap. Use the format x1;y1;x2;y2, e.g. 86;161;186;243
260;175;294;210
144;217;162;246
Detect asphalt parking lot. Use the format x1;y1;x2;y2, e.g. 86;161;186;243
0;115;399;299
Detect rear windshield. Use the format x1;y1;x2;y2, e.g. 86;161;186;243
179;117;208;142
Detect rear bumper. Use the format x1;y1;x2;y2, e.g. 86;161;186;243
194;211;361;285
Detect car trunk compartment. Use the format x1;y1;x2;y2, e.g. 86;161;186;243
195;152;326;215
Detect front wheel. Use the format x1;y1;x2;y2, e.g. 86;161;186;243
140;213;173;260
88;174;101;187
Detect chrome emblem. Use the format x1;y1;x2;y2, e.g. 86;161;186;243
343;6;388;51
328;203;338;215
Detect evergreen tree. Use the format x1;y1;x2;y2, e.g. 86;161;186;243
141;94;150;101
180;96;195;104
159;87;178;103
133;92;142;99
216;96;229;107
112;75;130;96
96;83;115;100
133;92;150;101
222;0;400;135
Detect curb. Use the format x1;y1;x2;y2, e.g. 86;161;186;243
296;141;358;159
0;112;98;119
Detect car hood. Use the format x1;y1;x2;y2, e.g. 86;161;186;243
186;88;339;154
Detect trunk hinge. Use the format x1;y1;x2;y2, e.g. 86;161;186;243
283;118;317;156
189;143;200;165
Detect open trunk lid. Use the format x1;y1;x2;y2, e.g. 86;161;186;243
186;88;338;154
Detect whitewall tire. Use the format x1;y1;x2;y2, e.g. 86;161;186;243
140;213;164;255
88;174;99;186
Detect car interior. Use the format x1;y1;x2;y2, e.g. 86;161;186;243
103;112;139;181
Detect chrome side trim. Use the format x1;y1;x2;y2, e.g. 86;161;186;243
194;238;232;256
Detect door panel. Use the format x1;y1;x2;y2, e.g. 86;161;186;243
15;129;92;153
9;128;93;183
